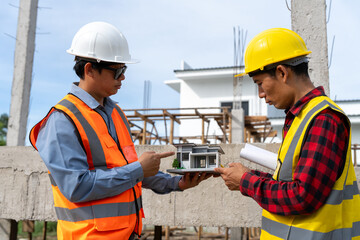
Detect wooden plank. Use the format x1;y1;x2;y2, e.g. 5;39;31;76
163;110;181;124
170;118;174;144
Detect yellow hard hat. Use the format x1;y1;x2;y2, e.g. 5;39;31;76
235;28;311;77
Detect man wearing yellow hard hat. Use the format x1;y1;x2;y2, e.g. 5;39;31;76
215;28;360;239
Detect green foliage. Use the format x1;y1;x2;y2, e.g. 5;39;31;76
172;158;180;168
18;221;57;238
0;113;8;146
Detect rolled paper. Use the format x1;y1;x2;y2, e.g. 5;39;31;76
240;144;277;170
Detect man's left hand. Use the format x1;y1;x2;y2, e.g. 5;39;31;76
214;162;250;191
178;172;212;190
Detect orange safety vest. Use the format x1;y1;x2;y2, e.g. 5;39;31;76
30;94;144;240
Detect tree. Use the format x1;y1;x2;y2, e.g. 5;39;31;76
172;158;180;169
0;113;8;146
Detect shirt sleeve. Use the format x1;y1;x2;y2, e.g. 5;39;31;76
142;171;182;194
239;109;349;215
37;110;144;203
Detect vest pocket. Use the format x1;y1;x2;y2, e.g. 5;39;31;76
122;145;138;162
102;135;117;148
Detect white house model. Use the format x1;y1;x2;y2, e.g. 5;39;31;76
173;143;224;170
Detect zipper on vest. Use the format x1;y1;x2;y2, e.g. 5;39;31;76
117;141;141;235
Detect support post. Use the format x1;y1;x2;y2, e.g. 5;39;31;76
154;225;162;240
201;118;205;144
142;120;147;145
2;0;39;239
165;226;170;240
169;118;174;144
231;109;244;144
7;0;38;146
291;0;329;95
197;226;202;240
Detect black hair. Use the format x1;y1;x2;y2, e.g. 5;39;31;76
73;57;115;79
249;62;309;78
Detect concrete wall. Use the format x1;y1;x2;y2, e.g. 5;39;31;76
1;144;359;227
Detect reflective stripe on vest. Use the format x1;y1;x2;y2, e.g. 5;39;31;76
262;96;360;240
58;99;107;170
55;196;143;222
279;99;345;181
114;105;133;142
262;217;360;240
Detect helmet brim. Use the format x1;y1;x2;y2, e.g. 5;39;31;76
66;50;140;64
234;73;246;77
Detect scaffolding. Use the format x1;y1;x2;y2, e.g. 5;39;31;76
123;107;277;144
244;116;278;143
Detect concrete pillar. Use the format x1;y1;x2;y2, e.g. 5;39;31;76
6;0;38;146
291;0;330;96
1;0;38;239
230;109;244;238
231;109;244;143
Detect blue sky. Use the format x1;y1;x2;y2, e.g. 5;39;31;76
1;0;360;143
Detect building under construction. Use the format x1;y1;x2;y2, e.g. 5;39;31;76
124;107;277;145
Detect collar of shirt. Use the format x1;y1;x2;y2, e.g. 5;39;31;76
71;82;118;112
285;86;326;118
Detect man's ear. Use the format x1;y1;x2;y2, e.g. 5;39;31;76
84;62;94;78
276;65;289;83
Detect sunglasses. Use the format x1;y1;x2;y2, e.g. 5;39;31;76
103;65;127;80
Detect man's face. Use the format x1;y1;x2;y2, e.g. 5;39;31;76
252;71;292;110
95;63;126;97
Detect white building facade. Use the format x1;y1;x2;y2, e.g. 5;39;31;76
165;62;266;142
165;62;360;145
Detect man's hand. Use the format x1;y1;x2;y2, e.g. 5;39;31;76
138;151;175;178
214;162;250;191
178;172;212;190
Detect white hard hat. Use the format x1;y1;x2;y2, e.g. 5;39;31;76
66;21;139;64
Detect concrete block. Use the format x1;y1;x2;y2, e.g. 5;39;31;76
0;147;55;221
0;144;359;228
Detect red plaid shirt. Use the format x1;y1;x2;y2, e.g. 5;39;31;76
239;87;350;215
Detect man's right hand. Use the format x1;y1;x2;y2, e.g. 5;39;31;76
138;151;175;178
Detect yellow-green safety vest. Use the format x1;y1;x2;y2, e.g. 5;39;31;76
261;96;360;240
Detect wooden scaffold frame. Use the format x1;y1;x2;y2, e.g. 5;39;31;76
123;107;232;145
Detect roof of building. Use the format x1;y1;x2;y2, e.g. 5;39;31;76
174;66;243;73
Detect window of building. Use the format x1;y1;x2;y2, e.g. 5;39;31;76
221;101;249;116
182;152;189;161
208;155;216;166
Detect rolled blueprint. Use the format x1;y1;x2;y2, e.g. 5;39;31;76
240;143;277;170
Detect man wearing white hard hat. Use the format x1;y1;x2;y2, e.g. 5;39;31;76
30;22;209;240
215;28;360;239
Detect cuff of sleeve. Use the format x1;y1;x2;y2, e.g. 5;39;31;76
239;171;257;197
173;176;183;191
128;162;144;185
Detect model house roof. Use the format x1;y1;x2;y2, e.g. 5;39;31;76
173;143;225;154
